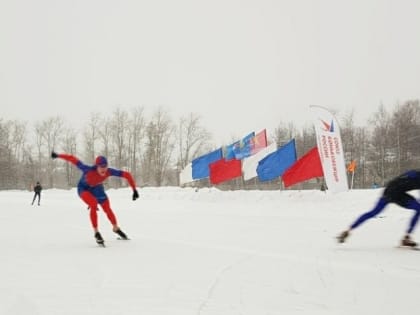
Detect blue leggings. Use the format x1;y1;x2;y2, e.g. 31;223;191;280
350;197;420;234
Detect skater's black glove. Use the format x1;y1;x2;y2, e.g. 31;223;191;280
132;189;139;201
51;151;58;159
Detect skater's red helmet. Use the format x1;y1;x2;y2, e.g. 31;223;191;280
95;156;108;167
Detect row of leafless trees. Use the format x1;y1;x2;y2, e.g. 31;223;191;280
0;100;419;190
343;100;420;188
0;106;214;190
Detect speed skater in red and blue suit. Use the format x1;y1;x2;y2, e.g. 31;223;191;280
51;151;139;245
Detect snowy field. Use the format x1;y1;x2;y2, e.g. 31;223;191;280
1;187;420;315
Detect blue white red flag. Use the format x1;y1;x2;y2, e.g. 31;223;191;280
192;148;223;180
256;139;297;182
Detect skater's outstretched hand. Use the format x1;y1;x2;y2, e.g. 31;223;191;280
51;151;58;159
132;189;139;201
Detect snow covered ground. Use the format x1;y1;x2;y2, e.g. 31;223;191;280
1;187;420;315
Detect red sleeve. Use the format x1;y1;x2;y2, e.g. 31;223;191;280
57;153;80;166
121;171;137;190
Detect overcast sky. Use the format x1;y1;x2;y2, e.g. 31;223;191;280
1;0;419;144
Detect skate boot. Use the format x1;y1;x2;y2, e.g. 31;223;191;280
401;235;417;247
94;231;105;246
337;230;349;243
113;227;129;240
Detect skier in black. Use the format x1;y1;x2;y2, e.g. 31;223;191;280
337;170;420;247
31;182;42;206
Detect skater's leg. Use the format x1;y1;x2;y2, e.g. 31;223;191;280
349;197;389;230
100;199;128;239
100;199;117;226
79;191;99;230
79;189;105;245
404;200;420;234
337;197;389;243
88;185;113;230
398;199;420;247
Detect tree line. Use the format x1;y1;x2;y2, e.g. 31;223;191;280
0;100;419;190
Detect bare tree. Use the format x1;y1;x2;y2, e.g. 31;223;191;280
61;127;78;187
107;107;131;187
98;117;112;160
295;124;317;157
272;121;298;147
34;122;44;184
368;104;393;186
127;106;146;183
0;119;18;188
34;116;64;187
10;120;27;163
82;112;102;162
22;146;36;190
177;112;212;171
341;110;369;188
389;100;420;173
142;107;175;186
6;120;28;188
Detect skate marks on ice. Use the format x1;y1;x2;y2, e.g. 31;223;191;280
196;255;251;315
3;189;420;314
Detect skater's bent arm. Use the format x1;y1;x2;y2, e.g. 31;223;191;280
56;153;89;171
109;169;137;189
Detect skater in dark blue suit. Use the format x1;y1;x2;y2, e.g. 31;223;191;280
337;170;420;247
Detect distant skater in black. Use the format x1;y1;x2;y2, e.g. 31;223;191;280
31;182;42;206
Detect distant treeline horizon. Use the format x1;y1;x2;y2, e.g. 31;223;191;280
1;100;419;190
